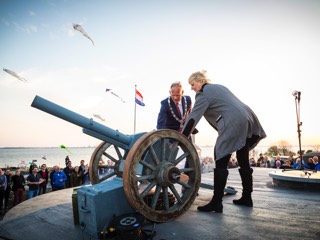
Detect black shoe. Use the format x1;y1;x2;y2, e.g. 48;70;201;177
197;201;223;212
233;197;253;207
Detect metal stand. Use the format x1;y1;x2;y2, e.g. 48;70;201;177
293;91;303;170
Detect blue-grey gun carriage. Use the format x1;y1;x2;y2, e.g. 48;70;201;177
31;95;201;222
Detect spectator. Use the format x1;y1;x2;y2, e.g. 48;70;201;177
65;156;71;167
263;156;271;168
283;159;292;169
38;164;49;195
288;154;295;166
208;157;215;172
312;156;319;172
64;161;73;188
313;156;319;169
228;157;238;168
52;166;67;191
71;166;82;187
26;167;43;199
274;160;284;169
201;157;210;173
4;169;12;210
79;160;86;173
307;158;315;170
0;169;7;214
106;159;115;174
29;160;37;174
12;169;26;206
98;160;105;176
81;164;90;185
257;154;264;167
292;158;310;170
273;156;284;168
249;158;256;167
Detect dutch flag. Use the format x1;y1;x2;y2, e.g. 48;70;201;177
135;89;145;106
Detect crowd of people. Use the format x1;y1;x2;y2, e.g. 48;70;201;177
247;153;320;170
199;151;320;174
0;157;103;215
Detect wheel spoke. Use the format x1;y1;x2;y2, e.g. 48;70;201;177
140;180;157;198
169;185;183;203
161;138;166;162
178;180;191;189
99;171;116;182
150;185;161;209
148;145;160;165
139;160;156;171
103;151;119;164
99;165;116;170
114;145;122;160
168;140;179;162
137;174;155;181
173;152;190;166
162;187;169;210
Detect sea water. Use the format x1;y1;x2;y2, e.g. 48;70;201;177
0;145;268;169
0;147;96;169
0;146;215;169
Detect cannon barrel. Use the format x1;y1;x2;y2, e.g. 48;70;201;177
31;95;132;149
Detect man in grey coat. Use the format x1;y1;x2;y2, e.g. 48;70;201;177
182;70;266;213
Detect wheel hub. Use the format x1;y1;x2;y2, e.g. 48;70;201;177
155;162;181;187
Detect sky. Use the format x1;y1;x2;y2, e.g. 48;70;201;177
0;0;319;150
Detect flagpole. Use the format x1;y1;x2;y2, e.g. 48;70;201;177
134;85;137;134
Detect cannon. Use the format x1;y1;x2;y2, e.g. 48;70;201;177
31;95;201;222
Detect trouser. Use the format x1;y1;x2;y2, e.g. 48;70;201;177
215;137;255;204
27;189;39;199
0;189;4;210
38;184;47;195
5;187;11;208
13;188;24;206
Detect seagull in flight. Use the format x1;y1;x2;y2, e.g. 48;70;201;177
73;23;94;46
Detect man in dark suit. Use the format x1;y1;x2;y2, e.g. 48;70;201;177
156;81;196;195
157;81;192;132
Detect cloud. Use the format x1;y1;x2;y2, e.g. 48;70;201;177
29;11;36;16
13;22;38;33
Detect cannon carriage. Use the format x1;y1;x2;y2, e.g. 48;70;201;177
31;95;201;222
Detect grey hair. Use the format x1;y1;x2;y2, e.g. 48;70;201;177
170;81;182;89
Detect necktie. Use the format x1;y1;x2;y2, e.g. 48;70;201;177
176;103;181;118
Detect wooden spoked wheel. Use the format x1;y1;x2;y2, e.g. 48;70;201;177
123;130;201;222
89;141;126;184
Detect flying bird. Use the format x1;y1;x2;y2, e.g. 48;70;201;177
93;114;105;122
106;88;126;103
73;23;94;46
3;68;27;82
